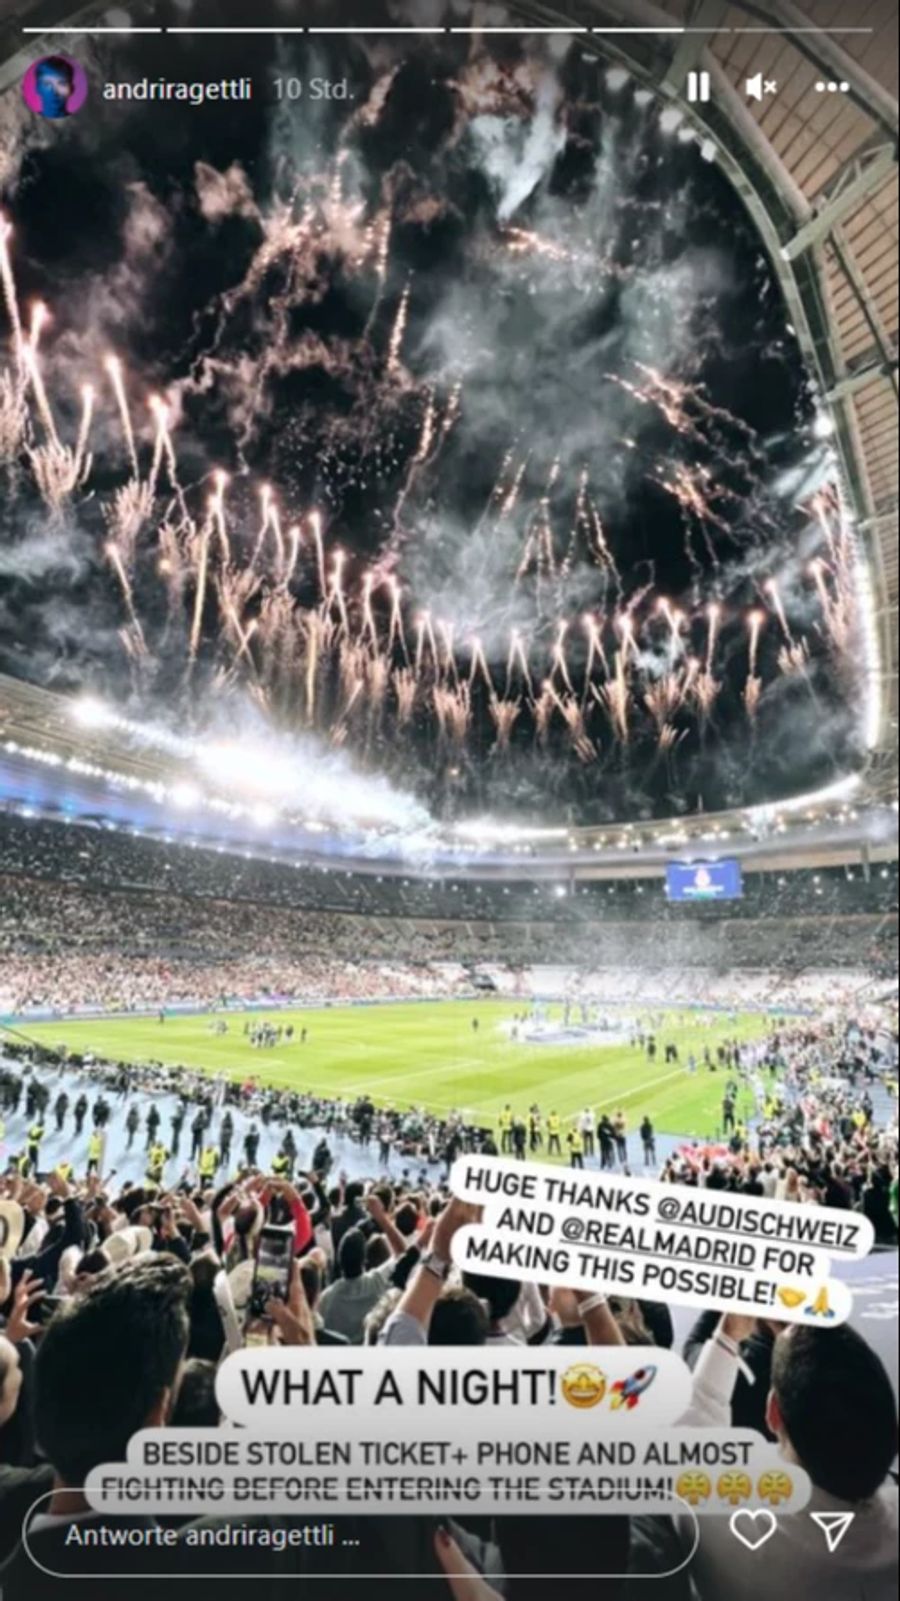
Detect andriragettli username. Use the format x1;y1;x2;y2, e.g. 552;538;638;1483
102;77;254;104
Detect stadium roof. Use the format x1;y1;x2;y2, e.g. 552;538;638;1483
502;0;899;758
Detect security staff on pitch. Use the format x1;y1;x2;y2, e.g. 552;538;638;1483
499;1105;514;1154
87;1129;104;1175
147;1143;170;1186
199;1146;219;1184
271;1149;291;1179
27;1121;45;1175
547;1112;562;1156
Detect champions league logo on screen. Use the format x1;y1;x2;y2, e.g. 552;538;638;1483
666;861;744;902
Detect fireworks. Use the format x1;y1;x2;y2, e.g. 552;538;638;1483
0;196;862;795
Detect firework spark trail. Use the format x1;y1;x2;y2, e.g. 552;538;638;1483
595;650;631;744
304;611;325;725
705;602;721;675
505;629;534;698
146;396;172;500
189;521;211;662
21;346;61;450
548;685;595;763
74;385;95;480
0;371;27;466
387;283;411;374
616;610;638;667
765;577;794;645
28;301;49;353
433;681;471;748
657;597;686;659
284;523;302;588
393;667;417;728
533;682;555;746
468;636;493;694
251;484;274;569
499;456;528;520
779;640;811;677
744;609;765;723
309;511;327;604
387;578;409;662
588;499;622;588
550;622;574;694
437;620;458;684
328;550;350;635
0;217;24;373
105;356;140;481
747;609;764;677
489;694;521;752
106;541;147;654
692;667;722;725
582;613;610;691
644;669;688;732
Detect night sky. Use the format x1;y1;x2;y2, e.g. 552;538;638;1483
0;0;863;827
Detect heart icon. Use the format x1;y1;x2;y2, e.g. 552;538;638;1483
729;1510;778;1552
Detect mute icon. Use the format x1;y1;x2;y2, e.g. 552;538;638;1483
746;72;778;101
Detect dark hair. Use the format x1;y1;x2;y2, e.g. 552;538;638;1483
338;1228;366;1282
394;1202;419;1238
37;56;75;87
35;1259;192;1485
365;1235;391;1271
171;1359;220;1429
78;1249;111;1278
344;1182;366;1209
429;1286;489;1346
462;1271;521;1324
771;1325;898;1501
187;1256;224;1362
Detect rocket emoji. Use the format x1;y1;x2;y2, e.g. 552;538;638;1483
610;1365;658;1411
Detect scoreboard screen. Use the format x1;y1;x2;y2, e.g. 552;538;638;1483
666;860;744;903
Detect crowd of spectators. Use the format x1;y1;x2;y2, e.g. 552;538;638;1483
0;813;896;1019
659;1014;899;1246
0;1117;896;1598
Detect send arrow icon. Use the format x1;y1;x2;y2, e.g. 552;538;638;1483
810;1513;856;1553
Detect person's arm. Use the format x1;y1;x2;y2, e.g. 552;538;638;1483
263;1259;316;1348
574;1288;626;1346
366;1194;405;1258
435;1529;503;1601
379;1198;478;1346
678;1312;752;1427
12;1179;87;1291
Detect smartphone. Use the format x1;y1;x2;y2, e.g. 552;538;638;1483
248;1224;294;1322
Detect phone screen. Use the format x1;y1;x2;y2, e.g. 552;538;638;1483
248;1223;293;1321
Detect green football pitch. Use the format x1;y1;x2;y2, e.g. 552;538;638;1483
20;1000;774;1139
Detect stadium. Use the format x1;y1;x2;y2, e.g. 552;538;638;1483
0;2;897;1598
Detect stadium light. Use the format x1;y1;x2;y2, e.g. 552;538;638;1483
170;782;201;811
71;696;116;731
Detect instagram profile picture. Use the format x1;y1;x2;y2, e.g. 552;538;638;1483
22;56;89;120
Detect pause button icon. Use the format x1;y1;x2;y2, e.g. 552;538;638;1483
687;71;712;103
